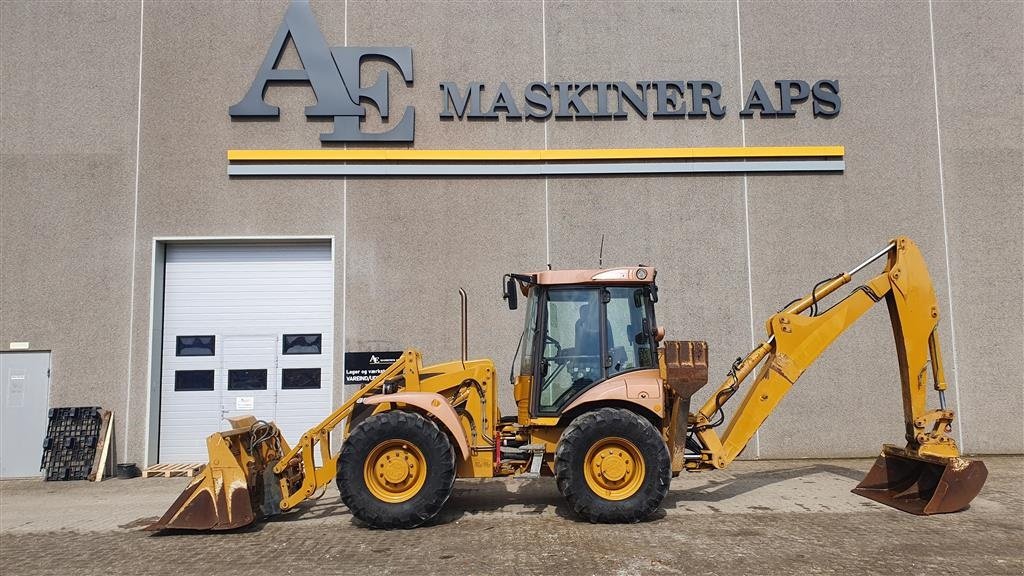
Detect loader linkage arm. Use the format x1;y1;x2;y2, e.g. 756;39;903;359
687;236;986;514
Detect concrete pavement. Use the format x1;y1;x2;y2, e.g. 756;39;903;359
1;456;1021;575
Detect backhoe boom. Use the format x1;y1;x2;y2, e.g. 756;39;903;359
686;237;986;514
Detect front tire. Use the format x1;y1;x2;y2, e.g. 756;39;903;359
555;407;670;523
338;411;455;528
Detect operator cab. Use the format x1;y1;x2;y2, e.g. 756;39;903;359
504;267;660;418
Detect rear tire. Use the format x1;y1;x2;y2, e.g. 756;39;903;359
338;411;455;529
555;407;670;523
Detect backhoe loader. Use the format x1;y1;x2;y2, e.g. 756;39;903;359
149;236;987;530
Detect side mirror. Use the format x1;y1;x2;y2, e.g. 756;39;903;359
504;277;518;310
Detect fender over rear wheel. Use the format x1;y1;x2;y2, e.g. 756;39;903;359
338;411;456;529
555;407;670;523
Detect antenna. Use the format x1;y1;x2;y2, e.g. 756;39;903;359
598;234;605;267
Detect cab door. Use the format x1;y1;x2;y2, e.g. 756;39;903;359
533;287;605;415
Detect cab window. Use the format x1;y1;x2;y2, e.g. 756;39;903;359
606;287;656;377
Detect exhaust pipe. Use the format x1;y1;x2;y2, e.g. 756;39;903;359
459;287;468;369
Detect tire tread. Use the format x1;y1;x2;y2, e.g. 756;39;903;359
554;407;670;523
337;411;456;529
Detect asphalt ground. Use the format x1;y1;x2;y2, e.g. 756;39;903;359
1;456;1021;576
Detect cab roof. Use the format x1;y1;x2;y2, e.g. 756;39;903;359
530;266;656;286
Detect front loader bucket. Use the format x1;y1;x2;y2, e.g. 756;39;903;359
852;445;988;515
147;417;282;531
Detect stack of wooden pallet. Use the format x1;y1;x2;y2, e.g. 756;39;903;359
40;407;114;481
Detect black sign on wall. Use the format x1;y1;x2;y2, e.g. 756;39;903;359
344;351;403;386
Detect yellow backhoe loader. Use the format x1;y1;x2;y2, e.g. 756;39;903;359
149;236;987;530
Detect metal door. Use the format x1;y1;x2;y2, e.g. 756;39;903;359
158;242;333;463
1;352;51;478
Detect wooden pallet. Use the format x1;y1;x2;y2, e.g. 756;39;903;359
142;463;205;478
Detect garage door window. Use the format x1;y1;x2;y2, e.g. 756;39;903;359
282;368;321;390
176;335;215;356
175;370;215;391
228;369;268;390
283;334;321;355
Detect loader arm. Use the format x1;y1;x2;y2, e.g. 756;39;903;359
689;237;986;513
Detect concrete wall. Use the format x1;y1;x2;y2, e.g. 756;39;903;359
1;0;1020;465
0;2;141;445
931;1;1023;455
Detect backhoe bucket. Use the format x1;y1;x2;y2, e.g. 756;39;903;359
146;417;283;531
852;445;987;515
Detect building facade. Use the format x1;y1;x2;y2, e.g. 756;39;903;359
1;0;1021;473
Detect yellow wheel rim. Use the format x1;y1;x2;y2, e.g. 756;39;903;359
363;440;427;503
583;437;645;501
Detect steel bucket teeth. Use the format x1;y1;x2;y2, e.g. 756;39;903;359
852;447;988;515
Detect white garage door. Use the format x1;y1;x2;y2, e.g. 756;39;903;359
159;242;333;463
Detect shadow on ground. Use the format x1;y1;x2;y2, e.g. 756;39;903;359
665;463;865;505
144;461;871;534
